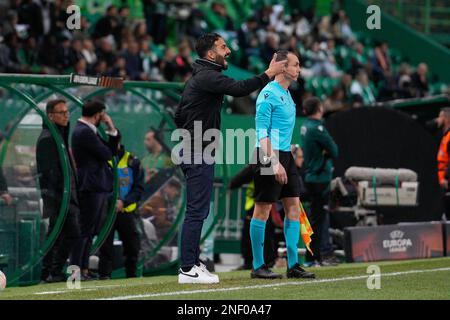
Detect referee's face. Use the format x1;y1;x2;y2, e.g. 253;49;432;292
211;38;231;69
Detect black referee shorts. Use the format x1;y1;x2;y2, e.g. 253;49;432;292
253;148;301;203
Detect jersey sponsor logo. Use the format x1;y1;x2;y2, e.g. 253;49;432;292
264;93;269;99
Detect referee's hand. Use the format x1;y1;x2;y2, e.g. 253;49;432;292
273;162;288;185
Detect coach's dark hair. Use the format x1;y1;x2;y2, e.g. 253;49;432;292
46;99;66;114
195;33;222;58
303;97;322;116
82;100;106;117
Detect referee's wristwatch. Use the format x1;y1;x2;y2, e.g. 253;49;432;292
263;155;279;166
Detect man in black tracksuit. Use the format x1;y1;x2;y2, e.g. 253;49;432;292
174;32;285;283
36;99;80;282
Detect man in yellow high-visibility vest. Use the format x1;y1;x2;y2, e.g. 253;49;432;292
98;144;145;279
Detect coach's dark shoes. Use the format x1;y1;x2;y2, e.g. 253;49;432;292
287;264;316;279
251;265;282;279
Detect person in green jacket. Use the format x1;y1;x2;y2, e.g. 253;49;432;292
300;97;339;267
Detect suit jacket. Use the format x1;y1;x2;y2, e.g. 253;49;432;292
71;121;120;193
36;122;79;218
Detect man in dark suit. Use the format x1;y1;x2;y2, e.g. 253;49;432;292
71;100;120;280
36;99;80;282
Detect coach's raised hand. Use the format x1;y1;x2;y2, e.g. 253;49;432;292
265;53;287;79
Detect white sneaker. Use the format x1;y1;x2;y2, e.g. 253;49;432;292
198;262;220;283
178;265;219;284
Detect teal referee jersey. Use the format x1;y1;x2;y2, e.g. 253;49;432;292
255;80;296;152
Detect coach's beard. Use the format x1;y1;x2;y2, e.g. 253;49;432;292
215;55;228;70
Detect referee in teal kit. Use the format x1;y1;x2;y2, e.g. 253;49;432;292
250;50;315;279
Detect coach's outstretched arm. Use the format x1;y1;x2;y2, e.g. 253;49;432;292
202;54;286;97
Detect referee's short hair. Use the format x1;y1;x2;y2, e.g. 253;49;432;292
195;33;222;58
275;49;291;62
303;97;322;116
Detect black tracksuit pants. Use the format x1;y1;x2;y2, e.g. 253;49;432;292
98;211;141;278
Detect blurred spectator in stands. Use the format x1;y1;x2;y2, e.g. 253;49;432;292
339;73;353;100
292;10;311;39
173;41;193;82
324;86;347;114
350;42;367;76
93;5;119;42
73;16;91;41
270;4;292;36
237;16;259;68
18;36;40;72
159;47;177;81
255;5;272;30
0;32;28;73
185;5;207;39
133;21;148;43
331;10;355;45
351;70;376;104
395;63;414;99
140;179;181;240
70;39;84;65
307;41;341;78
260;33;279;65
371;41;391;85
351;69;376;105
49;0;69;37
108;55;128;79
96;37;116;67
411;63;430;97
55;33;73;71
211;2;234;32
81;39;97;69
2;10;19;37
18;0;43;40
142;0;168;45
117;6;131;37
124;40;148;81
142;130;169;184
74;58;87;75
316;16;334;41
92;59;108;76
140;37;160;80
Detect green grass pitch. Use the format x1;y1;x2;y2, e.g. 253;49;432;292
1;257;449;300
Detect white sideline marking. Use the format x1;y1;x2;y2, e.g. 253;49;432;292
34;284;123;295
97;267;450;300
